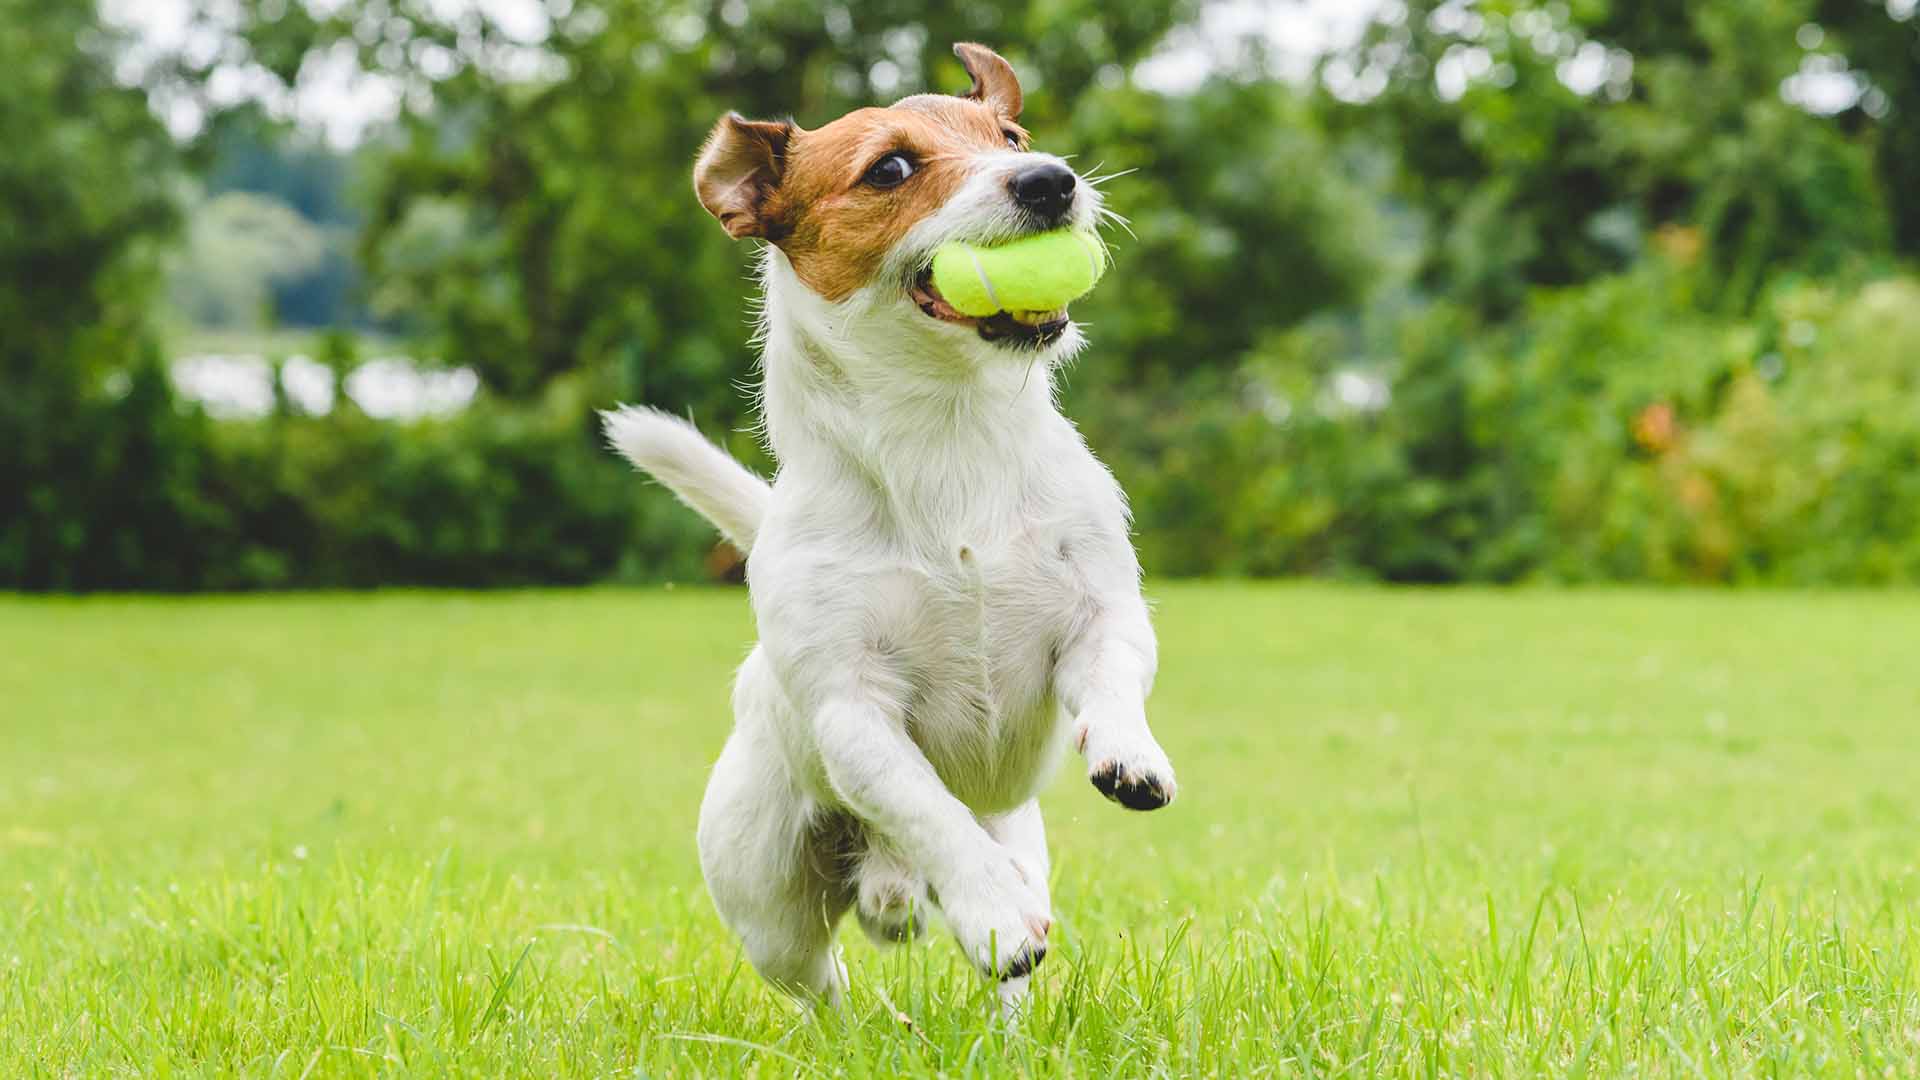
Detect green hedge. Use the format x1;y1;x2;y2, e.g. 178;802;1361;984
1077;263;1920;586
3;367;717;591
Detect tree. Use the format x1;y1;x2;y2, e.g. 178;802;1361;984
0;0;212;589
228;0;1201;420
1808;0;1920;256
0;0;177;384
1321;0;1888;316
1064;76;1380;387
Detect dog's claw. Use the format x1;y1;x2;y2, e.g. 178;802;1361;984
999;940;1047;981
1089;761;1174;810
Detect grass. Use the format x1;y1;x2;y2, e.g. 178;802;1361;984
3;584;1918;1077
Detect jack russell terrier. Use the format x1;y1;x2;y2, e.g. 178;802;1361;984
603;43;1176;1014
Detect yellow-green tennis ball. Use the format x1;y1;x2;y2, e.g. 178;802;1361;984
930;230;1108;318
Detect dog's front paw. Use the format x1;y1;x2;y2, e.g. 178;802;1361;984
934;846;1052;982
1077;722;1177;811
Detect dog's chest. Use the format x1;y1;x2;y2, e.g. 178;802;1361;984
892;525;1089;810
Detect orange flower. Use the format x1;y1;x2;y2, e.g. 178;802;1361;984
1652;224;1704;266
1633;401;1677;454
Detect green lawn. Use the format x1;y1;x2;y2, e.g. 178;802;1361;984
3;585;1918;1077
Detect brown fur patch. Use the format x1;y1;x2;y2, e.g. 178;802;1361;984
761;99;1029;302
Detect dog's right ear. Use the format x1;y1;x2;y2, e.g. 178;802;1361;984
694;112;795;240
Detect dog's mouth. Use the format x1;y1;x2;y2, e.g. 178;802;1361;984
910;268;1069;348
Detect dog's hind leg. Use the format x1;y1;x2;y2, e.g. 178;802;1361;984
854;841;930;945
697;652;854;1006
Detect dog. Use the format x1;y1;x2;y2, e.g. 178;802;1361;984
602;43;1176;1014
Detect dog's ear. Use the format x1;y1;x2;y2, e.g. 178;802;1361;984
953;43;1022;120
694;112;795;240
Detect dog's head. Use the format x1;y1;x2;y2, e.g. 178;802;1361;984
694;43;1102;361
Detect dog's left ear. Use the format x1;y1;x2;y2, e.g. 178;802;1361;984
953;43;1022;120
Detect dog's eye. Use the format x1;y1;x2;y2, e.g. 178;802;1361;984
1004;130;1022;149
862;152;915;189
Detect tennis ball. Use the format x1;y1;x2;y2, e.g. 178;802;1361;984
929;230;1107;318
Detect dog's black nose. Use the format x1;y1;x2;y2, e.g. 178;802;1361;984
1010;162;1076;222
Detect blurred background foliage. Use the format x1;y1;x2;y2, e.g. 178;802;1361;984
5;0;1918;589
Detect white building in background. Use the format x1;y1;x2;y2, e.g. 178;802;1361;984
171;353;480;421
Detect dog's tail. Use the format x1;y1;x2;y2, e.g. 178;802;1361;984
599;405;770;550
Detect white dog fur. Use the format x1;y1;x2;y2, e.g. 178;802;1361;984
602;47;1176;1014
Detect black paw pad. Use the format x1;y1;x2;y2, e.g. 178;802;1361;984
1090;763;1172;811
1000;941;1047;981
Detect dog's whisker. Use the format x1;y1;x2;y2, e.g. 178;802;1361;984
1015;351;1041;400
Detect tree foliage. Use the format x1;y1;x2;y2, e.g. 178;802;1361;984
6;0;1919;589
0;0;193;588
230;0;1202;418
1323;0;1892;315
